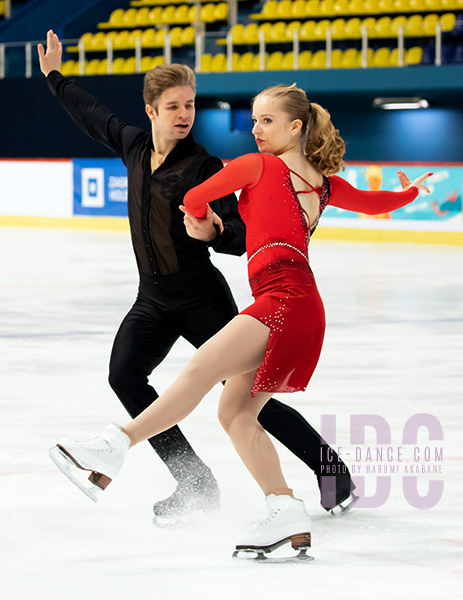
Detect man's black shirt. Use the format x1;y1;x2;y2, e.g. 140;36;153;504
47;71;246;277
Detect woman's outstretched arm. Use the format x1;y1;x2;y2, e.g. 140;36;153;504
329;171;431;215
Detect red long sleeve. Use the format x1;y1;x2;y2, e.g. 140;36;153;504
183;153;264;218
329;175;418;214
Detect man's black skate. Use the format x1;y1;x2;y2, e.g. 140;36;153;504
153;470;220;527
318;471;359;516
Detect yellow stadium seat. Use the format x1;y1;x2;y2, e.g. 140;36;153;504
141;56;155;72
405;46;422;65
147;7;162;25
440;13;456;32
423;0;440;8
161;5;177;24
340;47;359;67
122;57;137;74
333;0;349;14
210;53;227;71
276;0;293;18
269;21;289;42
300;20;316;40
112;57;127;74
377;0;393;12
151;55;165;67
135;7;150;27
390;15;407;35
311;49;327;68
372;46;390;66
141;28;157;47
237;52;258;71
331;18;346;39
298;50;313;68
180;26;195;45
170;27;183;46
313;19;330;39
96;59;109;75
344;17;361;37
242;23;259;43
260;1;278;20
391;0;408;12
281;51;296;69
330;48;343;67
423;13;439;35
306;0;320;17
113;30;131;50
120;9;137;28
291;0;308;18
408;0;425;10
287;21;302;39
128;29;144;48
360;17;376;36
389;47;400;65
319;0;335;16
267;51;285;69
61;60;79;76
373;16;392;38
154;29;166;46
347;0;364;14
90;32;107;52
99;9;124;29
200;53;213;71
215;3;228;21
405;15;423;36
362;0;378;13
174;5;190;23
201;3;216;23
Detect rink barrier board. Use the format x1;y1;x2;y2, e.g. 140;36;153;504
1;215;462;245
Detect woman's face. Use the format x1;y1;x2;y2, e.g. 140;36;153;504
251;95;301;155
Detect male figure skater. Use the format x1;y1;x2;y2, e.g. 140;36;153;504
38;30;355;524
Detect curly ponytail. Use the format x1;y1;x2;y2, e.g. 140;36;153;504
305;102;345;176
254;84;345;176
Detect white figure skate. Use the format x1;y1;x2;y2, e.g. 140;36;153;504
233;494;314;562
48;423;131;502
330;492;360;517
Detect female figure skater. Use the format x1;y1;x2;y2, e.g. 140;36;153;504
50;83;430;558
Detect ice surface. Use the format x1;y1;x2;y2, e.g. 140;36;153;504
1;227;462;599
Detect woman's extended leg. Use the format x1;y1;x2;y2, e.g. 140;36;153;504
123;315;270;445
218;375;290;496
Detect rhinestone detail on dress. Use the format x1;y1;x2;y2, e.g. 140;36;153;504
247;242;309;266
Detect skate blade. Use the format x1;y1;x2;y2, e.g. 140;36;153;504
48;445;101;503
330;492;360;517
233;532;313;563
232;548;314;563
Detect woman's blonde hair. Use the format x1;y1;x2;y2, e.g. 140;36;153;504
254;84;345;175
143;64;196;110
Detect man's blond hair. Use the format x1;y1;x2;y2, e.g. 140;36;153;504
143;64;196;109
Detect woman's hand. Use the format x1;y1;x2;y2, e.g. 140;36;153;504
179;205;224;242
397;170;432;194
37;30;62;76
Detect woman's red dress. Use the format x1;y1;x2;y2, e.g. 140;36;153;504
184;153;417;397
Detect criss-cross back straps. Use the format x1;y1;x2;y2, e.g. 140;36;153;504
287;168;323;233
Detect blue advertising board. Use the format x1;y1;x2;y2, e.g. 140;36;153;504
324;164;463;222
73;159;127;217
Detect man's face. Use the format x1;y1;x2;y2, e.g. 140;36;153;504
148;85;195;141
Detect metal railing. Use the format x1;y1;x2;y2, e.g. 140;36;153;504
0;24;445;78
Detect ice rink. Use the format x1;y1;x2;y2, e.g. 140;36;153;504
1;225;462;599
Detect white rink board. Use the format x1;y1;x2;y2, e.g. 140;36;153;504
0;160;73;217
